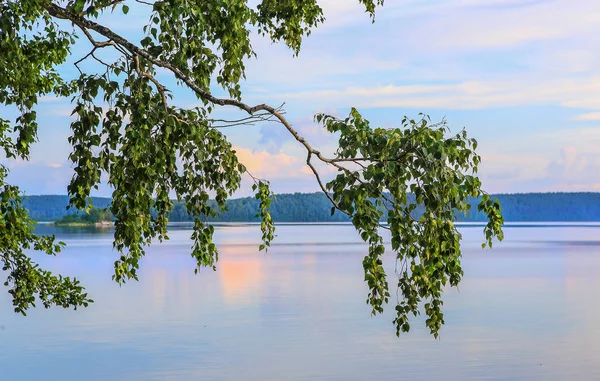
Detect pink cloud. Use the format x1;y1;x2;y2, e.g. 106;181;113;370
233;146;307;180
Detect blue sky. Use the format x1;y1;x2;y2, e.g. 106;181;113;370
4;0;600;196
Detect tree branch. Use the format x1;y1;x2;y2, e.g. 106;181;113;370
43;2;398;226
306;152;351;218
133;54;169;110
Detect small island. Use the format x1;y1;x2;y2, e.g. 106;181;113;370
54;207;114;227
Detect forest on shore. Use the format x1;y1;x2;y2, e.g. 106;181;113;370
23;192;600;223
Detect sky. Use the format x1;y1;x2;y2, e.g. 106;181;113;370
4;0;600;197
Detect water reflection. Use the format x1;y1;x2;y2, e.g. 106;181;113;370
1;224;600;380
219;246;263;305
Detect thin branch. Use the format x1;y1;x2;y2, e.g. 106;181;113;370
243;169;267;186
91;50;115;70
330;151;413;163
78;25;116;48
74;46;98;74
306;152;351;218
133;54;169;110
209;109;283;128
209;112;274;125
211;119;276;129
43;2;408;227
74;20;131;58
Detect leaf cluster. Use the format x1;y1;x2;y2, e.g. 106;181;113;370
0;166;92;315
0;0;504;339
317;109;503;337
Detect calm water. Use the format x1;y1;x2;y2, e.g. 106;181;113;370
2;223;600;380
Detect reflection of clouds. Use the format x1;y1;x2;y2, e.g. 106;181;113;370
562;247;600;347
177;268;192;316
219;246;262;305
451;247;600;377
144;251;197;317
12;225;600;380
148;268;167;310
302;252;317;266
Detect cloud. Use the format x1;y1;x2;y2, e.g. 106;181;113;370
540;146;600;191
243;42;404;90
492;145;600;193
37;96;63;103
264;76;600;112
2;161;73;195
542;128;600;154
573;112;600;121
397;0;600;51
478;152;549;193
258;123;292;154
235;0;600;122
230;142;345;197
233;145;307;180
258;114;338;153
548;146;588;175
9;0;600;196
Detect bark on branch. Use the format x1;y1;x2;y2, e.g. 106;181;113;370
43;2;399;225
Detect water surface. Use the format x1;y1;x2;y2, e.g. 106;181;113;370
2;224;600;380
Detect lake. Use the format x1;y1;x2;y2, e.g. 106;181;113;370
2;223;600;380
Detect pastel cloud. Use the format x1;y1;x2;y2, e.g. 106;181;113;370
542;146;600;191
480;143;600;193
269;77;600;112
239;0;600;116
6;0;600;196
233;145;306;180
232;144;343;196
258;114;337;154
2;161;73;195
573;113;600;121
410;1;600;50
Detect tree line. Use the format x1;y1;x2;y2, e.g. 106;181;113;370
24;192;600;223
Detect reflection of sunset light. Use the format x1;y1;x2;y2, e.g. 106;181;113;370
303;252;317;266
219;246;261;304
565;276;577;292
177;269;192;313
563;247;600;293
149;268;167;310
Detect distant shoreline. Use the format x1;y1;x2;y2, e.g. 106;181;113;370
52;221;114;227
23;193;600;223
38;221;600;228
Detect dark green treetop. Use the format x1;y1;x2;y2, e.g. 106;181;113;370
0;0;503;337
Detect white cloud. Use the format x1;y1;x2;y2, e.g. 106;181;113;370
574;112;600;121
541;146;600;191
266;76;600;111
10;0;600;195
237;0;600;116
1;161;74;195
399;0;600;50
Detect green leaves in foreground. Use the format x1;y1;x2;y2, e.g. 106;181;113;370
0;166;92;315
317;109;504;337
0;0;503;339
253;181;276;252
